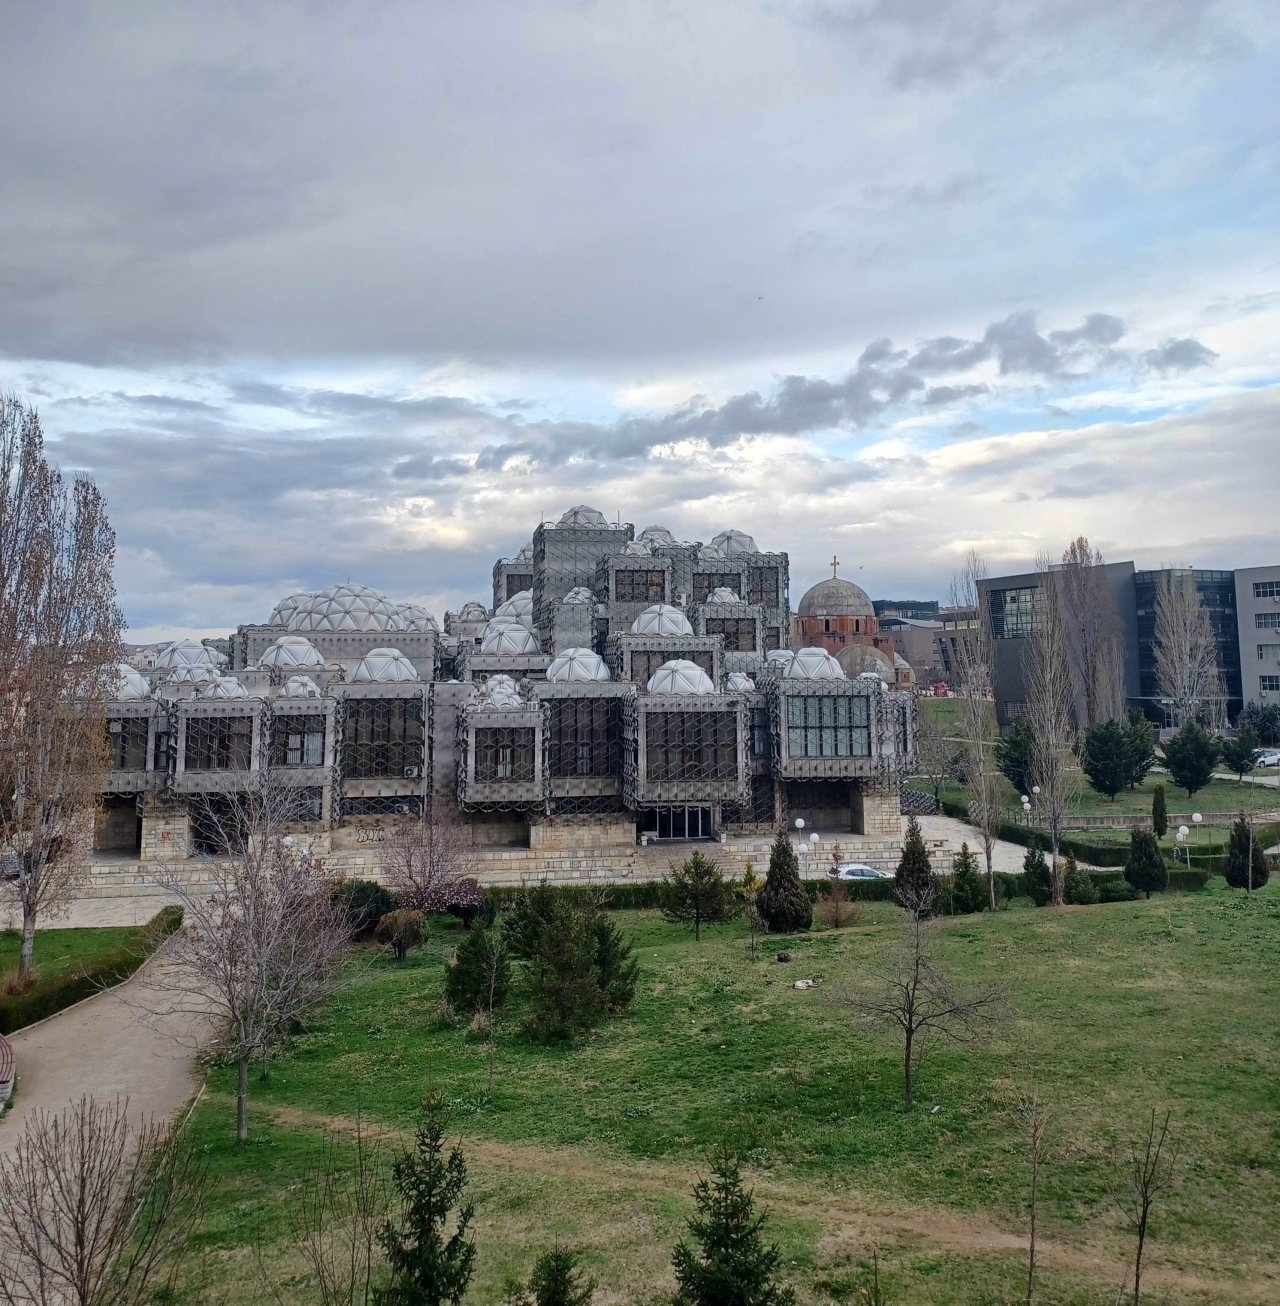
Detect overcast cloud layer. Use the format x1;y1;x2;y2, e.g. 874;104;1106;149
2;1;1278;640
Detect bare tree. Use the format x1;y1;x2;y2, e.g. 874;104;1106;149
839;881;1001;1110
1153;572;1225;730
1021;1094;1049;1306
1058;536;1127;727
915;708;961;806
950;551;1003;910
1025;554;1078;906
379;802;480;914
0;396;123;980
141;781;351;1141
1116;1110;1179;1306
0;1096;205;1306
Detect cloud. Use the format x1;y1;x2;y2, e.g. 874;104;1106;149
1143;338;1219;372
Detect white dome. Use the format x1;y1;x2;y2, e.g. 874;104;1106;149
495;590;534;628
563;586;595;605
515;542;535;562
558;505;607;527
698;544;727;562
279;674;322;699
113;664;150;699
711;529;759;556
638;525;675;546
621;540;652;557
395;603;440;634
167;663;217;686
630;603;693;636
547;648;611;682
289;584;406;633
202;675;250;700
765;649;796;673
260;635;324;671
477;674;524;708
859;670;888;687
786;647;847;680
458;601;490;622
480;621;541;655
154;638;221;675
725;672;756;692
647;659;715;695
351;648;419;683
708;587;741;604
269;591;314;626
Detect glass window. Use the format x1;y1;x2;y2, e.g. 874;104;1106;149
989;587;1041;638
693;572;742;601
1261;675;1280;692
1254;580;1279;598
749;568;778;607
108;718;148;770
272;715;325;768
185;716;254;771
1256;612;1280;630
475;728;536;783
784;696;868;757
704;617;756;652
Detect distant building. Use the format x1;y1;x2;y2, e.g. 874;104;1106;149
1233;565;1280;708
793;561;913;688
873;599;940;621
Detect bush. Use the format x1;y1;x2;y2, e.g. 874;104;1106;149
524;906;605;1042
444;926;511;1015
1023;838;1053;907
591;910;639;1013
509;1246;597;1306
1099;877;1138;902
332;879;398;940
502;881;562;961
1063;854;1099;905
476;894;499;929
758;832;812;934
1125;828;1168;898
949;842;986;914
374;909;425;961
0;906;183;1035
1224;813;1270;891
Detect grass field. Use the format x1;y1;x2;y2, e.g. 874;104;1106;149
178;878;1280;1305
0;924;140;987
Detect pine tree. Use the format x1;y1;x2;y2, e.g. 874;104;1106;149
1080;720;1134;800
444;926;510;1014
994;714;1035;796
894;815;934;911
1124;829;1168;899
1161;721;1219;799
1224;813;1270;893
758;831;812;934
1220;726;1261;782
1151;783;1168;840
1126;712;1157;788
590;910;640;1011
1062;853;1099;905
950;842;986;914
515;1246;596;1306
524;904;605;1042
662;850;738;941
377;1094;476;1306
671;1145;797;1306
1023;838;1053;907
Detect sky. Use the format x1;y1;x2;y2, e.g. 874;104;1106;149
2;1;1278;642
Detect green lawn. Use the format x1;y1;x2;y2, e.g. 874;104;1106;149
0;924;140;986
179;880;1280;1305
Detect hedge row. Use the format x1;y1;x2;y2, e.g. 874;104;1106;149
0;905;184;1036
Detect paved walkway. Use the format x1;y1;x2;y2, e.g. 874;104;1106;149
0;947;216;1160
913;814;1034;873
1212;771;1280;789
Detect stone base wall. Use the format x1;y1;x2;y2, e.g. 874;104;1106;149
859;777;901;838
139;796;189;862
530;814;635;851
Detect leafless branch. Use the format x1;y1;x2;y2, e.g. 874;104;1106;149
379;803;480;915
1153;573;1226;730
1115;1109;1179;1306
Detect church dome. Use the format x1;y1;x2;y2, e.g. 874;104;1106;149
260;635;324;671
547;648;611;682
647;659;715;694
785;647;847;680
351;648;419;682
711;529;759;556
631;603;693;636
797;575;874;620
289;584;406;633
558;505;608;527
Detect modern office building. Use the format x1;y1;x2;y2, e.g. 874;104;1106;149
1234;565;1280;707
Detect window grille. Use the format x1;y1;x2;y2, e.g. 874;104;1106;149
785;696;869;758
751;707;770;758
343;699;423;778
764;626;780;652
547;698;620;777
185;716;253;771
989;587;1041;638
1256;612;1280;630
644;711;738;781
704;617;756;652
631;648;713;685
506;574;534;599
340;795;422;818
614;570;666;603
154;728;174;773
108;718;148;770
271;715;325;767
693;572;742;602
749;568;779;607
1254;580;1279;599
475;728;536;782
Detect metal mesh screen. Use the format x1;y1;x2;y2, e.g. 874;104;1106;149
506;573;534;599
631;648;714;686
340;795;422;818
547;698;621;777
693;572;743;602
184;717;253;771
644;711;738;781
703;617;756;651
108;718;148;770
474;727;536;782
550;794;624;816
721;775;778;828
614;570;667;603
342;699;424;779
269;715;326;767
749;567;779;607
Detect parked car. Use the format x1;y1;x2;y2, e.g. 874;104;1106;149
1257;749;1280;767
829;861;893;881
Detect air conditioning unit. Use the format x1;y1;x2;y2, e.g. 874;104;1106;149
403;766;420;779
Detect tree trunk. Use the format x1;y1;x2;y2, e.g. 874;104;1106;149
19;903;37;980
237;1053;250;1142
985;847;996;911
903;1029;914;1111
1050;843;1063;907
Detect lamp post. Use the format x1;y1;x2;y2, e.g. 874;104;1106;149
1192;811;1203;869
1177;824;1189;869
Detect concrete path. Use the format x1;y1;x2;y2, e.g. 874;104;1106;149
912;814;1033;873
1212;770;1280;789
0;948;216;1160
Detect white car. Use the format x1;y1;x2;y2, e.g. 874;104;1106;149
829;861;893;882
1257;750;1280;768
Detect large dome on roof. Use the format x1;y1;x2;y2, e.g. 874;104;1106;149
838;644;894;680
725;671;756;692
765;649;796;673
647;660;715;694
547;648;611;682
480;621;541;655
786;647;847;680
495;590;534;628
395;603;439;633
698;543;727;562
558;505;607;527
289;584;406;633
269;591;314;626
458;601;490;622
476;674;523;707
797;575;874;620
631;603;693;636
260;635;324;671
167;663;217;686
515;541;534;562
711;529;759;556
621;540;652;557
279;674;322;699
113;664;150;699
153;639;221;676
202;675;250;699
637;525;675;545
351;648;419;682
